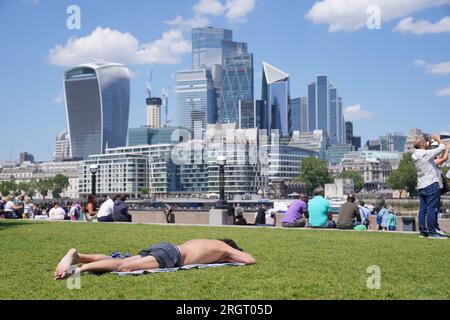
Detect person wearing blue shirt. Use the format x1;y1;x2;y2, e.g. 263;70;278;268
358;201;372;229
308;187;336;229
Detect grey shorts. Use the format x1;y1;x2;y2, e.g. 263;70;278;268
138;243;181;269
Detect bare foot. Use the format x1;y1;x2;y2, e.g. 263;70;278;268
54;248;80;280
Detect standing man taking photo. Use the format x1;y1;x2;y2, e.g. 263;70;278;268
412;134;448;239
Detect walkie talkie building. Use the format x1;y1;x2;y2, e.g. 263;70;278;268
64;62;130;160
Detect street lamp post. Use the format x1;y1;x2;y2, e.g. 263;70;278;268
89;164;99;196
216;156;227;209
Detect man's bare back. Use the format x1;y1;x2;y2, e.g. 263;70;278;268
177;239;253;265
54;239;256;280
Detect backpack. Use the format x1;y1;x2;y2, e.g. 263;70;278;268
376;208;385;225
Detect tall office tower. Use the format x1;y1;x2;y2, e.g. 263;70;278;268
238;100;267;129
146;97;162;129
290;97;301;132
300;97;308;133
220;53;254;123
192;27;248;118
316;75;329;141
53;130;71;161
307;83;316;132
176;69;216;132
290;97;309;133
329;86;339;145
307;76;344;145
64;62;130;160
261;62;291;136
345;121;354;144
338;97;345;144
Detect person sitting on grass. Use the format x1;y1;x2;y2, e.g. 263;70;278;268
307;187;336;229
336;194;362;230
280;194;309;228
48;202;67;221
388;210;397;231
358;201;372;230
54;239;256;280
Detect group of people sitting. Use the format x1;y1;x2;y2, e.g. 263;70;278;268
0;193;131;223
278;187;394;231
73;194;132;223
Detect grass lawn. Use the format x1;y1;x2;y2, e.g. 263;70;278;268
0;220;449;300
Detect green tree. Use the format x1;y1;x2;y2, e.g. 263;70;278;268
338;171;364;192
0;181;17;197
387;153;418;198
18;181;35;199
52;174;69;199
295;157;333;195
36;179;53;200
139;187;149;199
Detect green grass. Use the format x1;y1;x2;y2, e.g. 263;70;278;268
0;220;449;300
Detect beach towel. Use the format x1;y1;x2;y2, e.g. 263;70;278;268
112;263;245;276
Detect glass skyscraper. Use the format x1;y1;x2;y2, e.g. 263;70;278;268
220;53;254;123
237;100;268;130
261;62;291;136
290;97;301;132
307;76;345;146
329;86;338;145
290;97;308;133
192;27;247;70
176;69;216;133
191;27;248;119
307;83;316;132
316;75;329;139
64;62;130;160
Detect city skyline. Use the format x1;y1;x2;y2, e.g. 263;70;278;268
1;0;450;162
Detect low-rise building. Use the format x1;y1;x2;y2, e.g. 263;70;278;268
341;153;392;190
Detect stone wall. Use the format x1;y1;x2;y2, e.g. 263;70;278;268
130;210;450;232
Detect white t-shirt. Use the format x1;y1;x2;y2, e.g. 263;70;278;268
24;204;33;214
49;207;66;220
412;144;446;190
97;198;114;218
4;201;15;212
265;209;277;226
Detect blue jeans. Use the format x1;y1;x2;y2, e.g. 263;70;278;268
418;182;440;235
311;219;336;229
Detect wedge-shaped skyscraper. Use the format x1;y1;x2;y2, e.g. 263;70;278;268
64;62;130;160
261;62;291;136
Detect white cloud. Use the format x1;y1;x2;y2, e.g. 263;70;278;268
344;104;373;120
167;0;256;29
194;0;226;16
306;0;450;32
48;27;191;67
395;16;450;34
53;92;64;104
414;59;450;75
165;15;211;31
225;0;256;22
435;85;450;96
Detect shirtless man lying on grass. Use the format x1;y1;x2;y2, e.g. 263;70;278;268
54;239;256;279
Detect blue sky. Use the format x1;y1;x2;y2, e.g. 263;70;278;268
0;0;449;162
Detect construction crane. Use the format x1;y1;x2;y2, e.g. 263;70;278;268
145;67;154;99
161;74;175;127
